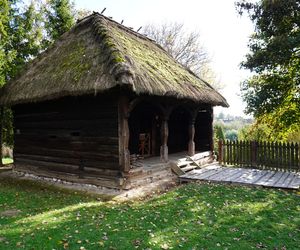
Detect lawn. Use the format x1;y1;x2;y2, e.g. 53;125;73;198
0;178;299;250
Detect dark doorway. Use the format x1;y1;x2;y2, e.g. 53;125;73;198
168;106;189;154
195;109;212;152
129;102;162;157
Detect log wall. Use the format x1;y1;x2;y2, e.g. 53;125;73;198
13;94;121;185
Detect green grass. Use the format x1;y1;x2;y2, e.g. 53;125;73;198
1;158;13;165
0;178;299;250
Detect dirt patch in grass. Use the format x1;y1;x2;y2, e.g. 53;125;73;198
0;209;21;217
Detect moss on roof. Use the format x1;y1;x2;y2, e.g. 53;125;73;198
0;13;228;107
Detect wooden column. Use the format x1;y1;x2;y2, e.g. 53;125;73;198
188;110;198;156
160;116;169;162
118;96;130;173
151;118;157;156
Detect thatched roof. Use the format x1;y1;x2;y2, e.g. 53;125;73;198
0;13;228;107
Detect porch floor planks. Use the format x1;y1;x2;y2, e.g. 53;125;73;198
206;168;239;182
231;169;269;185
179;164;300;189
182;167;212;180
272;172;292;188
257;171;285;187
254;171;277;186
288;174;300;189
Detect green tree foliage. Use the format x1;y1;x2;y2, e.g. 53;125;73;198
238;123;271;142
45;0;75;41
5;1;44;80
225;129;238;141
237;0;300;141
0;0;10;86
213;124;225;156
0;1;45;149
0;0;75;151
214;124;225;141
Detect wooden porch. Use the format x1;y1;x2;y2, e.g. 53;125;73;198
123;151;213;189
180;163;300;189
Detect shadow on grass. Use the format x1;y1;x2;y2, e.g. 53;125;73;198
0;178;299;249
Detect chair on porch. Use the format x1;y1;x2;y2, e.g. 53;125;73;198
138;133;151;158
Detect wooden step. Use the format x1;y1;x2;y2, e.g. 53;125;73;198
170;162;185;175
177;160;193;167
181;164;199;172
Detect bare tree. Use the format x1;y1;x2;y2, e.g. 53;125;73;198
74;8;92;21
143;22;222;90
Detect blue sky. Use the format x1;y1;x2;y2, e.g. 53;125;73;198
74;0;254;117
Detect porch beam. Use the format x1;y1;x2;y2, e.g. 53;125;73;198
188;109;198;156
160;118;169;162
118;96;130;173
160;106;172;162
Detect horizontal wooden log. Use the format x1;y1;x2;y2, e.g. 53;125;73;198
15;119;118;130
15;147;119;160
15;109;118;122
15;163;124;189
15;159;121;176
15;153;119;166
15;138;119;153
15;156;120;170
16;135;119;145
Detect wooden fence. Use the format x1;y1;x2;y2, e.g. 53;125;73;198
218;140;300;172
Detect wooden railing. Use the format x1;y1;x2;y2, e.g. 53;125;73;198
218;140;300;172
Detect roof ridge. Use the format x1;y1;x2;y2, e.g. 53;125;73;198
91;12;155;43
87;13;223;94
87;13;183;67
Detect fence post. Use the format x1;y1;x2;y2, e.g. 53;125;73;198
218;140;223;165
251;141;257;167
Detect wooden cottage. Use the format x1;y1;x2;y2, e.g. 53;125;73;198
0;13;228;189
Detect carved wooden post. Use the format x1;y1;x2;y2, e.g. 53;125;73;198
118;96;130;173
188;110;198;156
160;116;169;162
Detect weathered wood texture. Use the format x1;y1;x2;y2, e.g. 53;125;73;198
118;95;130;172
219;140;300;172
180;164;300;189
13;94;120;176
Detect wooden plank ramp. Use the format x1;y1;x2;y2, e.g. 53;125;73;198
179;163;300;190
